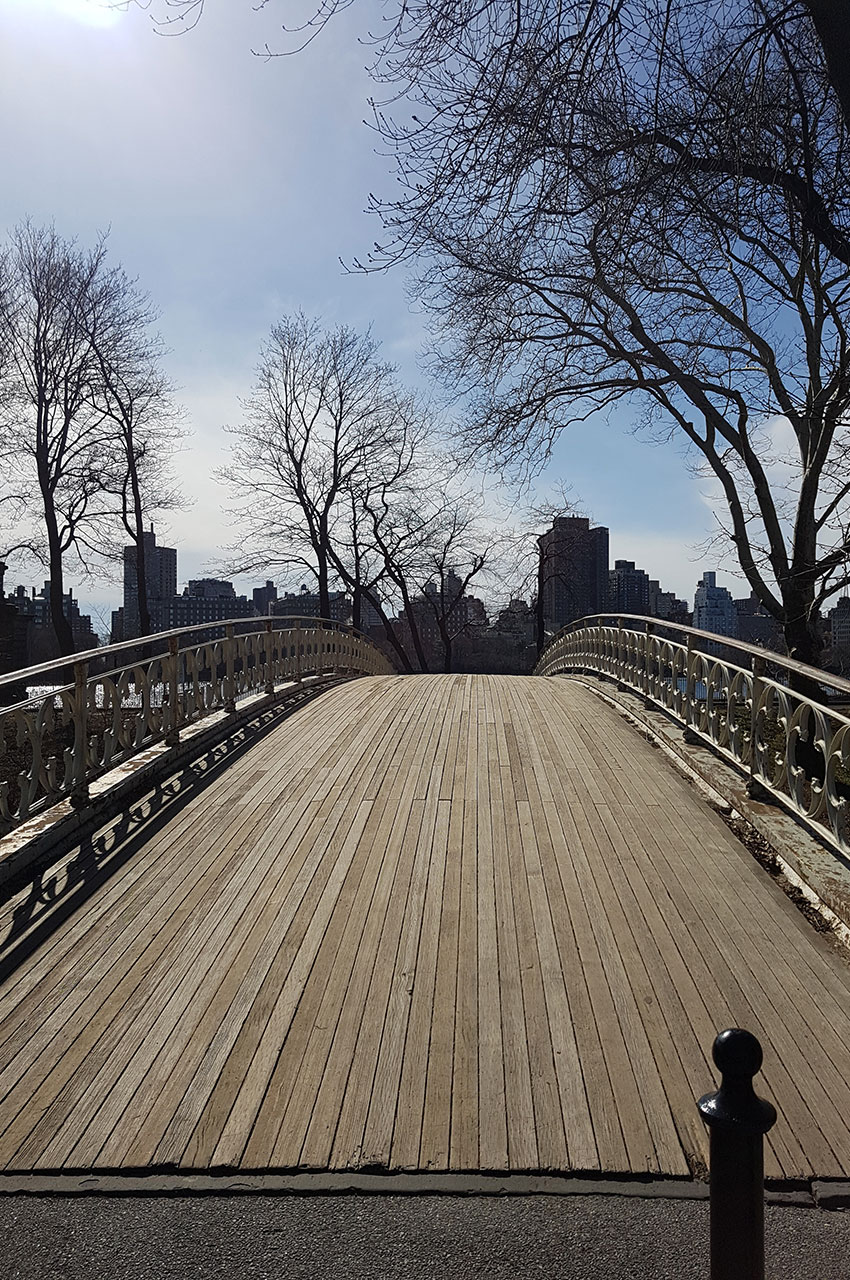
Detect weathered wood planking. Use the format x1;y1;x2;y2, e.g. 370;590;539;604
0;673;849;1179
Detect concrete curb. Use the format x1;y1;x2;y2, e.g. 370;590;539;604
0;1171;817;1206
812;1180;850;1209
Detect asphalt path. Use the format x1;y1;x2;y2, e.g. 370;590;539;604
0;1194;848;1280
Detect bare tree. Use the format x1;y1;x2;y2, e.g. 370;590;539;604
348;1;850;678
221;312;496;671
348;480;493;671
221;314;427;621
0;224;120;655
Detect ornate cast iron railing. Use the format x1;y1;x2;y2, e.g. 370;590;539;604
535;614;850;857
0;617;395;831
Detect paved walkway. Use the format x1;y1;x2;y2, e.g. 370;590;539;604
1;1193;848;1280
0;675;849;1180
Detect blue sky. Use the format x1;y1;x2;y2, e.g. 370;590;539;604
0;0;738;629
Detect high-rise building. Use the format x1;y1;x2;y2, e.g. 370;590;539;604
693;572;737;637
538;516;609;633
734;591;783;650
608;560;650;615
8;580;97;664
647;580;690;624
253;580;278;615
120;529;177;639
829;596;850;650
0;563;31;698
160;579;252;629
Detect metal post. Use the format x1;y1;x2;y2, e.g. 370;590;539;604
264;619;275;696
165;635;180;747
70;660;90;809
224;624;236;713
747;655;770;801
644;619;654;704
698;1028;777;1280
683;633;700;743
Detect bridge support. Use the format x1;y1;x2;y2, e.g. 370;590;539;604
698;1029;777;1280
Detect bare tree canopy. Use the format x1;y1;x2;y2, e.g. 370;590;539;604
221;314;494;670
0;223;183;652
90;289;186;639
349;0;850;671
0;225;120;653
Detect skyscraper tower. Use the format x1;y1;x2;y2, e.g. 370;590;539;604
538;516;609;633
122;529;177;638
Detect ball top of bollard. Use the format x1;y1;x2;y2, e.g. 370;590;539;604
712;1027;763;1079
698;1028;777;1134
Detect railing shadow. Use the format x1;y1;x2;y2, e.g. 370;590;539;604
0;682;331;986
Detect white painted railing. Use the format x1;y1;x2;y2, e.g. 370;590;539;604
0;617;395;831
535;614;850;857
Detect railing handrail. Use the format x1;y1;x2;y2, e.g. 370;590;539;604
0;615;371;692
539;612;850;699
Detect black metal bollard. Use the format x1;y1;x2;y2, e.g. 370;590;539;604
698;1029;777;1280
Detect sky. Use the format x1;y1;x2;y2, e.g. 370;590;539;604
0;0;742;633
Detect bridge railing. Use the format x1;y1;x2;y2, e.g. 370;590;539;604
535;613;850;857
0;617;395;831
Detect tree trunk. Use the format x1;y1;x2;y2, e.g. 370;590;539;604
133;526;151;639
317;550;331;620
535;538;546;656
397;580;430;672
128;454;152;638
350;499;362;631
806;0;850;131
44;508;74;657
783;610;827;703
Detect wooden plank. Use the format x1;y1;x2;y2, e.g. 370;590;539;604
294;681;450;1170
475;682;508;1170
449;677;479;1170
502;682;622;1170
328;680;453;1169
487;682;538;1170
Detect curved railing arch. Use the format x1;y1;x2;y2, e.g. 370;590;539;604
0;617;395;831
534;613;850;857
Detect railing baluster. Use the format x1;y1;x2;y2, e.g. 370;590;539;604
70;660;89;810
224;624;237;713
165;635;180;747
264;620;275;695
747;654;766;799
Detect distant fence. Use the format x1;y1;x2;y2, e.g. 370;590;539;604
534;614;850;857
0;617;395;831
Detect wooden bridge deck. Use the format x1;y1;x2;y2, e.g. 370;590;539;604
1;673;849;1181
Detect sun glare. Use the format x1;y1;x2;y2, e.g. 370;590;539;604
0;0;126;28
